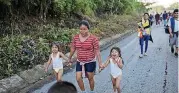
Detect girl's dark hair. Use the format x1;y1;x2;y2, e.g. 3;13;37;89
51;42;61;52
79;20;90;29
110;47;124;64
48;81;77;93
144;13;149;17
110;47;121;57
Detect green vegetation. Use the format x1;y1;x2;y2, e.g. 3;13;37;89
151;5;165;13
0;0;149;20
167;2;179;10
0;0;150;79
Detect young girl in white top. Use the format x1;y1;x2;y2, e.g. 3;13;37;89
45;42;69;81
102;47;123;93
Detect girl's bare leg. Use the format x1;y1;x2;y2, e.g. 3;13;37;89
116;75;122;93
111;76;117;92
57;69;63;81
53;70;58;81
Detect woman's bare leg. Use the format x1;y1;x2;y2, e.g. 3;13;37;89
87;72;95;91
76;72;85;91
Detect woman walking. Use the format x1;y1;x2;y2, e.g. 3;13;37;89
138;13;152;58
68;20;103;93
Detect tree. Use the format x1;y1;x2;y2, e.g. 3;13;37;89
151;5;165;13
167;2;179;10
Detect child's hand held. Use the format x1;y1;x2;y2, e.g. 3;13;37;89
98;68;103;73
66;61;72;67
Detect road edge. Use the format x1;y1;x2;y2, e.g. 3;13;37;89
0;30;136;93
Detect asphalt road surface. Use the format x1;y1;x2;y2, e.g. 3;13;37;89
32;25;178;93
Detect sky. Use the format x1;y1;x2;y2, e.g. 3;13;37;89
138;0;179;8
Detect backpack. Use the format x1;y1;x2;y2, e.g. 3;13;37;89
165;17;175;34
165;25;169;34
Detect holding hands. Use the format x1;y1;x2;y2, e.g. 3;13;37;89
98;56;110;73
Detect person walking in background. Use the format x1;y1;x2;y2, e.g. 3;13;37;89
163;11;168;26
160;13;163;23
165;12;173;45
68;20;103;93
138;13;152;58
167;12;173;22
45;42;69;81
168;9;178;57
149;14;154;26
155;13;160;25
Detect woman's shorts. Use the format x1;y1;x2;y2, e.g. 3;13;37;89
76;61;96;72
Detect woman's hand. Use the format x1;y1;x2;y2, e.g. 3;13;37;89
101;64;105;69
99;63;104;69
98;67;103;73
98;64;105;73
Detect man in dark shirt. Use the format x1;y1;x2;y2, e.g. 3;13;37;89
155;13;160;25
163;11;168;26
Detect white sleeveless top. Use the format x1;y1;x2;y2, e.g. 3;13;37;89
110;58;122;78
51;52;63;69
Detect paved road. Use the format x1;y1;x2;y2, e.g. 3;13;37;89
32;25;178;93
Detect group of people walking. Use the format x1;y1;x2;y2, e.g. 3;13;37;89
45;8;178;93
155;9;178;57
138;9;178;58
45;20;123;93
149;11;172;26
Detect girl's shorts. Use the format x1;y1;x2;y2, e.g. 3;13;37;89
53;68;63;73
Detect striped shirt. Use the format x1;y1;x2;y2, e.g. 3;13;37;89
71;34;99;62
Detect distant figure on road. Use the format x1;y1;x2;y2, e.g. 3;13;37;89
68;20;103;93
160;13;163;22
163;11;168;26
149;14;154;26
138;13;152;58
102;47;123;93
48;81;77;93
45;42;69;81
155;13;160;25
167;12;172;22
168;9;178;57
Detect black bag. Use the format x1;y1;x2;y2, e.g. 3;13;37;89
165;25;170;34
149;19;153;43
